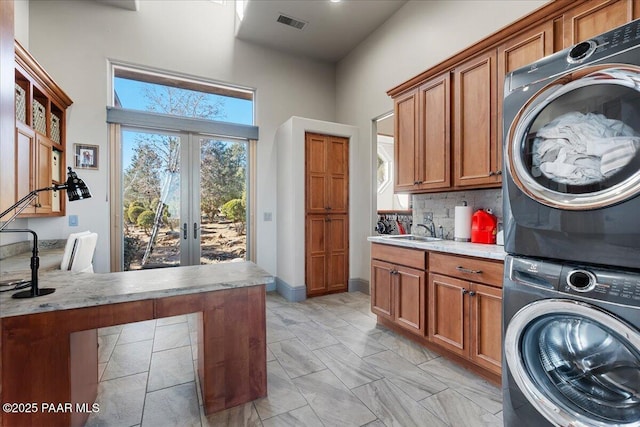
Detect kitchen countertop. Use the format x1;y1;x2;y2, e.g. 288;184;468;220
1;247;65;279
368;235;506;261
0;261;274;318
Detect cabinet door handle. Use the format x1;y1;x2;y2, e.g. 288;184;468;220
488;171;495;176
468;291;477;297
193;222;198;239
495;170;502;176
462;288;468;295
183;222;188;240
456;266;482;274
325;206;332;210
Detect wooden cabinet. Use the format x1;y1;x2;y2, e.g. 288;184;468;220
393;89;419;192
497;21;554;163
305;132;349;297
306;214;348;296
394;73;451;193
388;0;640;195
417;73;451;190
453;49;500;188
306;132;348;214
6;41;72;218
561;0;640;47
428;252;503;376
371;244;426;336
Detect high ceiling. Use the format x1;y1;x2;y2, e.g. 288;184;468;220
94;0;407;63
235;0;408;63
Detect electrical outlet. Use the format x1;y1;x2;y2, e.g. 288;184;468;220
263;212;272;222
423;212;433;222
69;215;79;226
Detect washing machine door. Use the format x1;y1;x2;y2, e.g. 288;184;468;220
506;66;640;210
505;299;640;426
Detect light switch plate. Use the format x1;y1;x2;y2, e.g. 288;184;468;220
263;212;272;221
69;215;78;227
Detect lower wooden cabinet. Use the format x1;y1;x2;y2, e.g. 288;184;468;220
371;244;426;336
370;244;503;379
429;272;502;375
371;259;425;335
306;214;348;296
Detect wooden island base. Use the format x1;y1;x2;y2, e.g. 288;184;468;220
1;285;266;427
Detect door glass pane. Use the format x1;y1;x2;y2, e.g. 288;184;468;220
199;137;247;264
521;314;640;424
122;129;181;270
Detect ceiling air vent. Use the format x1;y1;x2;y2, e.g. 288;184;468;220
276;13;307;30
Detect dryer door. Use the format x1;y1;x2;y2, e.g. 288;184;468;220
504;299;640;427
506;67;640;210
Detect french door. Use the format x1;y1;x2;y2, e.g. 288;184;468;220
121;128;248;270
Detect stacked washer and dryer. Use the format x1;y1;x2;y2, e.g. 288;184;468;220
502;20;640;427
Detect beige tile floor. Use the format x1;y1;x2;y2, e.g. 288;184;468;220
86;291;503;427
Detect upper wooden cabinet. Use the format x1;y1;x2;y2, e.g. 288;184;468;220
5;41;72;218
388;0;639;195
562;0;640;47
305;132;349;214
453;49;499;188
393;89;419;192
418;73;451;190
497;21;555;167
394;73;450;192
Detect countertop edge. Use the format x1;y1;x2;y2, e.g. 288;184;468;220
0;262;274;319
368;236;506;261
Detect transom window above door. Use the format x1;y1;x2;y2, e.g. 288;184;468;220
113;65;254;125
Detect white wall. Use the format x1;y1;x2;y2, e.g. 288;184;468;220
24;0;337;274
335;0;549;281
14;0;28;47
10;0;551;284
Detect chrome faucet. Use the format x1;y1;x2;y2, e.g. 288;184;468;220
415;221;436;237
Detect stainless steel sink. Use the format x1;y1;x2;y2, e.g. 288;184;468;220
383;234;443;242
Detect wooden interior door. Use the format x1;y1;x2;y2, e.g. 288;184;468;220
306;133;328;214
305;132;349;297
327;214;348;292
327;137;348;213
305;216;327;296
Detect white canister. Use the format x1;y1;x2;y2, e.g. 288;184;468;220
454;201;472;242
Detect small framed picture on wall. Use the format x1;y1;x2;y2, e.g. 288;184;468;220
75;144;99;170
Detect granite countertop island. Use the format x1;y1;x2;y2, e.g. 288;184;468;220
0;261;275;318
1;260;272;425
368;235;506;260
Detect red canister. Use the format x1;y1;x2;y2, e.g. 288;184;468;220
471;209;498;244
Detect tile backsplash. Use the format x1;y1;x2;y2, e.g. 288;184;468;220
412;189;502;240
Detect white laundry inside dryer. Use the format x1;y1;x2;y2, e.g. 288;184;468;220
532;111;640;185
